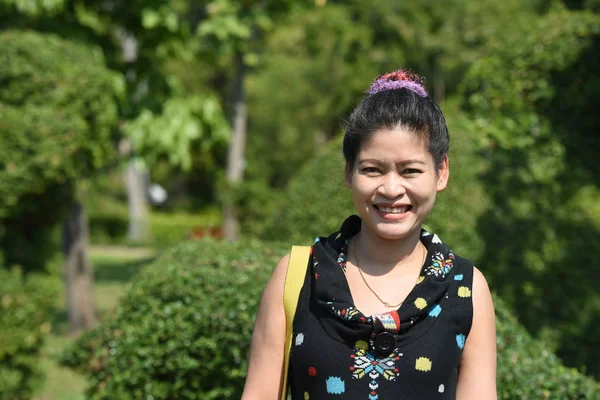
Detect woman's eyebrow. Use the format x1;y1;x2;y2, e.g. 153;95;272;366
358;159;426;165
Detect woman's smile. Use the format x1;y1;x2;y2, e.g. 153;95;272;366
373;203;413;219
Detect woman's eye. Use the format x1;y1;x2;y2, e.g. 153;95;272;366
362;167;381;174
403;168;421;175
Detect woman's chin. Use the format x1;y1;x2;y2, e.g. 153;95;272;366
368;223;420;242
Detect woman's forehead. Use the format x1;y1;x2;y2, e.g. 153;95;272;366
359;128;429;159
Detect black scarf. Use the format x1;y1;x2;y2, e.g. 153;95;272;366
311;215;457;356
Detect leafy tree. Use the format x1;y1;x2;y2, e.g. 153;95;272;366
461;6;600;376
1;0;233;242
0;29;121;332
244;0;546;191
195;0;314;241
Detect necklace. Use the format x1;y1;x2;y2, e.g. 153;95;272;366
353;237;427;308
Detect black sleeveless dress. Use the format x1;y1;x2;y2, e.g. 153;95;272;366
288;216;474;399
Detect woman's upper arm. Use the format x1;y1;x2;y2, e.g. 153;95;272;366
241;253;290;400
456;266;497;400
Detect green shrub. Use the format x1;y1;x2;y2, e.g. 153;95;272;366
495;295;599;398
0;29;119;216
461;9;600;376
88;206;221;248
235;180;283;240
60;239;286;400
259;135;354;244
0;268;59;400
0;30;120;273
61;239;598;399
151;210;221;248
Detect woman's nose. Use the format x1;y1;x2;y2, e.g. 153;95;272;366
379;173;406;198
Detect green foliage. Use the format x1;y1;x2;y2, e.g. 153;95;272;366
123;94;229;172
246;4;378;187
495;296;599;399
245;0;546;187
61;239;598;399
196;0;311;59
0;268;60;400
257;135;353;244
461;8;600;376
235;180;283;240
83;169;222;247
0;30;120;214
421;103;491;260
0;0;65;17
0;30;121;272
151;210;221;248
60;239;286;400
88;208;221;249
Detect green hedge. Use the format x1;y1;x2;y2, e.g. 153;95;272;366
0;268;59;400
0;30;119;273
495;296;599;399
60;239;286;400
88;208;221;249
61;239;598;399
256;135;354;244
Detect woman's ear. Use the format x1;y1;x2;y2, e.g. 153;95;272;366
436;154;449;192
345;162;353;187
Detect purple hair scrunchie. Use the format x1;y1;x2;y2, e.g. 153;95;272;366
367;79;428;98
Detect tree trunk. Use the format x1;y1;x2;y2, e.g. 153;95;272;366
62;202;97;333
125;156;150;242
223;51;247;242
120;33;151;243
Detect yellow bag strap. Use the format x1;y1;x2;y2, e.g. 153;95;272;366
281;245;311;400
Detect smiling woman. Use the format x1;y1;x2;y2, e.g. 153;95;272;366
242;69;497;400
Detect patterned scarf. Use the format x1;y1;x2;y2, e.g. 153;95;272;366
311;215;457;356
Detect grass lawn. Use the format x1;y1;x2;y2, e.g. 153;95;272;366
35;246;157;400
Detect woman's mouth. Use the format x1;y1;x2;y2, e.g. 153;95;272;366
372;204;413;220
374;205;412;214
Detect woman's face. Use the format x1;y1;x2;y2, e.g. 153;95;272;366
345;127;449;242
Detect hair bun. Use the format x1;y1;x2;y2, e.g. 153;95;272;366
367;69;428;98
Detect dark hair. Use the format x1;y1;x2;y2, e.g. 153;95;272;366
342;88;450;168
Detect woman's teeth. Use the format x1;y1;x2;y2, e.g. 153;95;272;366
378;206;408;213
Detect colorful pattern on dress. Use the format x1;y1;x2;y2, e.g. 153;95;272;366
338;239;349;272
332;305;364;321
372;311;400;332
350;340;400;400
290;217;475;400
316;224;452;349
424;251;455;278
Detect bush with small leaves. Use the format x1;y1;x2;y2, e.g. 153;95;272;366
0;268;59;400
60;239;286;400
0;29;120;273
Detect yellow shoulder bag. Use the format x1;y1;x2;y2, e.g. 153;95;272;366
281;245;311;400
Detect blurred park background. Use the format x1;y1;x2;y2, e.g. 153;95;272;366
1;0;599;399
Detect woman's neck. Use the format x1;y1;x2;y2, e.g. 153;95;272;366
353;227;423;275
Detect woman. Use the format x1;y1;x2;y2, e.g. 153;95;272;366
242;70;497;399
